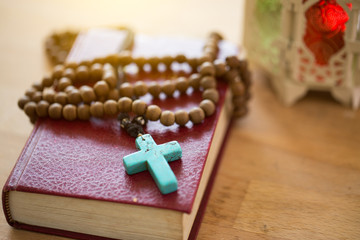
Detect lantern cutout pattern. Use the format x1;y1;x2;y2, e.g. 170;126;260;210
244;0;360;108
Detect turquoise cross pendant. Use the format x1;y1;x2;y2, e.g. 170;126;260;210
123;134;182;194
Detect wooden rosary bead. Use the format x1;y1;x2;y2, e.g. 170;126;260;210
32;82;44;91
58;77;72;91
146;105;161;121
119;82;133;97
42;89;55;103
65;62;78;69
90;101;104;118
118;97;133;112
79;85;96;103
189;107;205;124
133;81;148;97
64;85;76;94
25;87;36;98
214;59;227;77
68;89;82;105
233;106;247;118
187;58;198;70
209;32;223;41
108;89;119;100
77;104;91;120
63;104;77;121
175;77;189;94
48;103;63;119
18;96;31;109
202;88;219;103
200;76;217;90
230;78;245;97
103;71;117;88
94;80;110;97
161;55;173;68
175;110;189;126
54;92;68;105
148;82;161;98
90;63;103;81
117;51;132;66
175;54;186;63
36;100;50;117
198;55;212;65
161;80;175;97
199;99;216;117
199;62;215;76
52;65;64;79
79;60;92;68
42;75;54;87
134;57;146;69
105;54;118;66
104;99;118;115
75;65;89;83
189;73;201;90
24;102;37;118
160;110;175;126
132;99;147;115
149;57;160;71
32;91;43;103
63;68;75;81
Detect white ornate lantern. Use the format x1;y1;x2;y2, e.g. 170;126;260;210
245;0;360;108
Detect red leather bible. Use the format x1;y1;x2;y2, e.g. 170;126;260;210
2;31;237;240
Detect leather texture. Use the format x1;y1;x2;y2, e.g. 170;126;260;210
3;34;237;215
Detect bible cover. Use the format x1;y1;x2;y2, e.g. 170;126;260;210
2;33;237;239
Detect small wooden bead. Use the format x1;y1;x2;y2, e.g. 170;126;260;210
24;102;37;118
200;76;217;89
94;80;110;97
58;77;72;91
119;82;133;97
175;77;189;94
75;65;89;83
189;73;201;90
18;96;31;109
189;107;205;124
42;74;54;87
108;89;119;100
175;54;187;63
175;110;189;126
104;100;118;115
148;82;161;98
65;62;78;69
63;104;77;121
63;68;75;81
146;105;161;121
160;110;175;126
79;60;92;68
77;104;91;120
90;101;104;118
48;103;63;119
149;57;160;70
133;81;148;97
118;97;133;112
209;32;223;41
161;55;173;67
90;63;103;81
54;92;67;105
187;58;198;70
64;85;76;94
103;71;117;88
36;100;50;117
199;62;216;76
202;88;219;103
233;106;248;118
161;80;175;97
42;89;55;103
53;65;64;79
134;57;146;69
79;85;96;103
68;89;82;105
199;99;216;116
231;79;245;97
105;54;118;66
32;91;43;103
198;55;212;65
132;99;147;115
25;87;37;98
118;51;132;65
214;59;227;77
32;82;44;91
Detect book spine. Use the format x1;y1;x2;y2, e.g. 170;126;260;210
2;120;43;226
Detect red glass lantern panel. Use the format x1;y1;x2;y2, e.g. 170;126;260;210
303;0;350;65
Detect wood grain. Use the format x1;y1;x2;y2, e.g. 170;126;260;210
1;0;359;239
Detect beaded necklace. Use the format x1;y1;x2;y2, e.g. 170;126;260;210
17;32;251;194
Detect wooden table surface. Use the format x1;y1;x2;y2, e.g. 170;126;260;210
1;1;359;239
